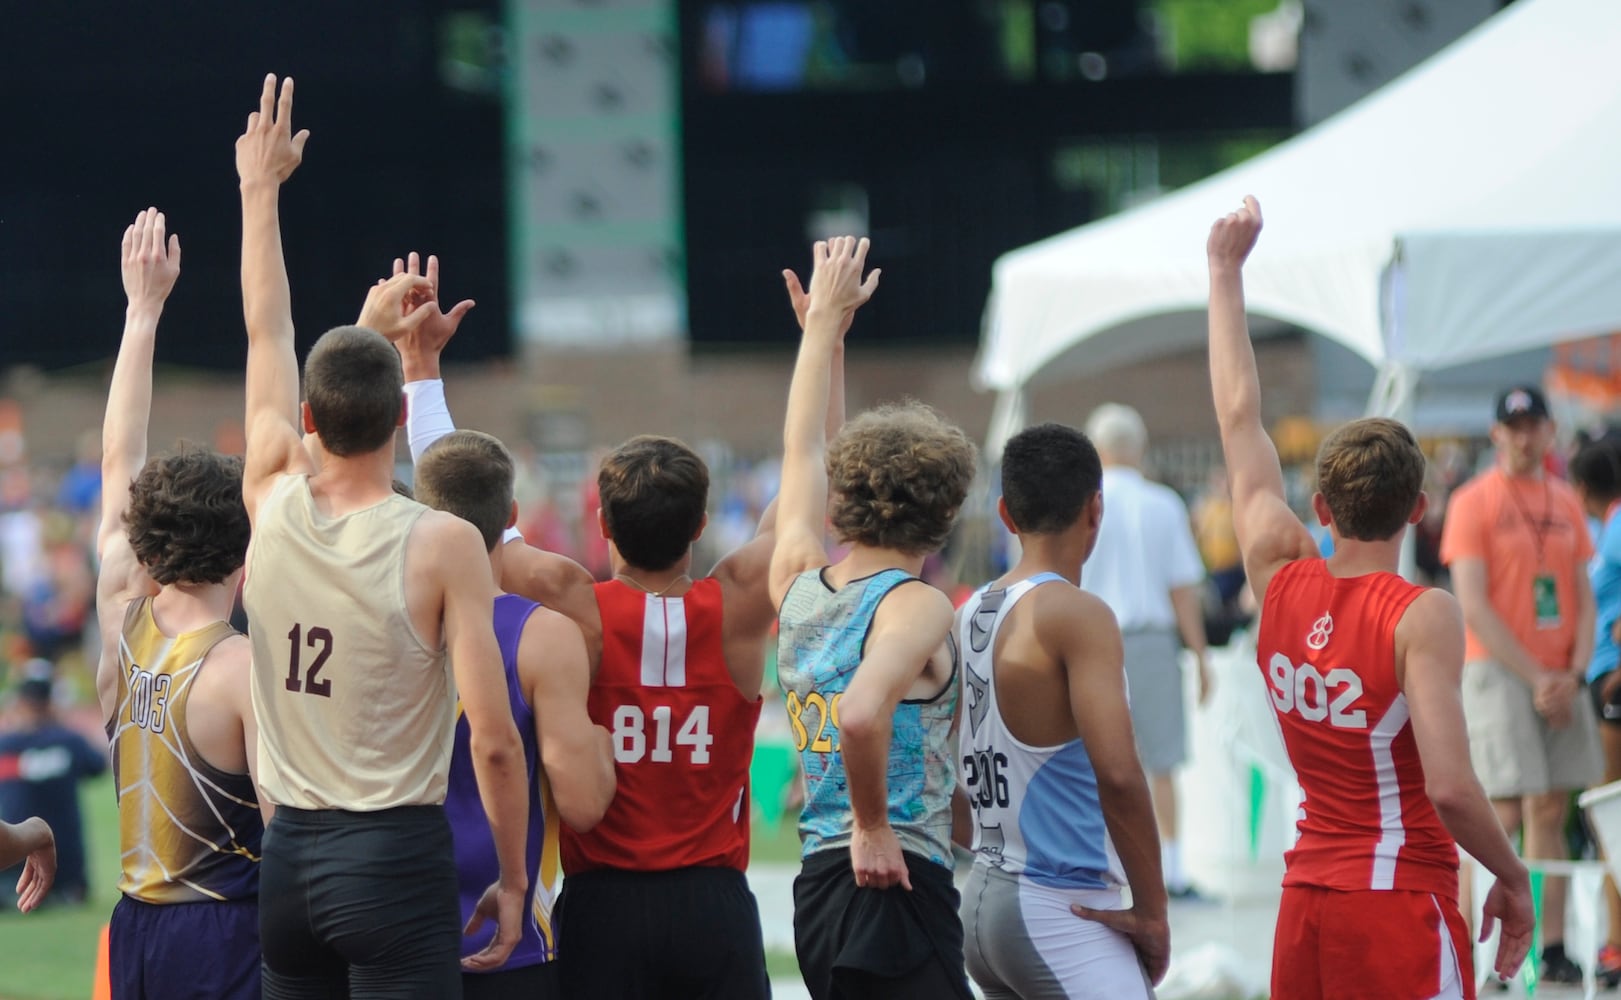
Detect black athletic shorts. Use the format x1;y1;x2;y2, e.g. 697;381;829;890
259;805;462;999
462;961;558;1000
792;849;974;1000
555;866;768;1000
1592;672;1621;727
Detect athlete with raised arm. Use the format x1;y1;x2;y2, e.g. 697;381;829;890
95;207;265;998
234;74;529;996
769;236;977;1000
1207;196;1533;999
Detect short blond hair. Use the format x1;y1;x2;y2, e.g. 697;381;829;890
827;402;977;556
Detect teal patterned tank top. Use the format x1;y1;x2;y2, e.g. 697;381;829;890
775;567;960;868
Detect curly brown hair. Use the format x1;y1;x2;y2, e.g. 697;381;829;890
598;436;709;571
1316;417;1426;542
124;446;250;586
828;402;977;556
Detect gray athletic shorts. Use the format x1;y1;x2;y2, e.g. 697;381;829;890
962;864;1154;1000
1123;628;1185;774
1462;658;1602;799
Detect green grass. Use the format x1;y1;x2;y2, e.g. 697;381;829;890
0;774;118;1000
0;778;806;999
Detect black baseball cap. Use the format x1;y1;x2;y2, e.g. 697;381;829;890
1495;385;1550;424
14;659;52;705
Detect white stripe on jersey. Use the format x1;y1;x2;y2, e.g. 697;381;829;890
639;595;687;688
1368;694;1411;890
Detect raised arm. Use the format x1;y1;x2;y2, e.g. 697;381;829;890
388;283;602;634
432;515;530;971
838;583;955;892
237;74;315;520
1206;197;1316;600
711;261;871;648
94;208;179;721
1399;589;1532;982
521;609;615;832
767;237;879;607
1055;590;1170;984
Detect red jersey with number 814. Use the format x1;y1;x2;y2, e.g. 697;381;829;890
560;577;761;874
1256;559;1459;898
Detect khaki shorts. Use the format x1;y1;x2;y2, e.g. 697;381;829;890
1462;659;1602;799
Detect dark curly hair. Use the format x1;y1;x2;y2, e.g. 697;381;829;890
124;446;250;586
598;435;709;571
827;402;977;556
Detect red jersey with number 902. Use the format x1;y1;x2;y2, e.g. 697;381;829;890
1256;559;1459;898
560;577;761;874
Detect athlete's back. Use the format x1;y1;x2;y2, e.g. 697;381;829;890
447;594;558;998
555;576;769;999
113;599;262;905
1258;559;1458;897
246;475;450;810
562;577;760;872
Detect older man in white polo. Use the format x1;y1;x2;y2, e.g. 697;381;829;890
1082;403;1211;899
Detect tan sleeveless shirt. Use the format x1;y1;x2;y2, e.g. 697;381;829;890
245;474;452;810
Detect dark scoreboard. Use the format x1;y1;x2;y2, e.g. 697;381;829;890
0;1;1291;370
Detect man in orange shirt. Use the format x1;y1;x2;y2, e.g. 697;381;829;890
1440;384;1601;984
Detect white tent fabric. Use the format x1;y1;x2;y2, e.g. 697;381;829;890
976;0;1621;418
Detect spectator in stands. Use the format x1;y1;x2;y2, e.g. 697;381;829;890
0;660;105;907
1081;402;1210;899
1440;384;1601;985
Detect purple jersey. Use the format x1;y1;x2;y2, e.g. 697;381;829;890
446;594;552;969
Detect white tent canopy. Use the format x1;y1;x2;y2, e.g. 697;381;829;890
976;0;1621;434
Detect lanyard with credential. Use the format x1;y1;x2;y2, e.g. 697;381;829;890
1501;469;1554;569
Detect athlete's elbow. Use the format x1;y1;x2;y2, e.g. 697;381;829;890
1424;776;1474;820
556;787;611;834
837;699;887;743
471;721;524;774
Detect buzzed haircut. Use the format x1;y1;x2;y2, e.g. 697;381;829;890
415;431;515;552
598;435;709;571
827;401;977;556
1571;437;1621;504
1315;417;1426;542
303;325;404;457
125;446;251;586
1001;423;1102;534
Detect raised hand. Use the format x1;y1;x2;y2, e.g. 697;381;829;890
121;208;181;312
388;252;476;381
1207;195;1263;273
803;236;880;330
782;239;874;340
236;74;310;188
356;272;436;343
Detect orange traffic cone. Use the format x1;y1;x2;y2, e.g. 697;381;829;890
91;924;111;1000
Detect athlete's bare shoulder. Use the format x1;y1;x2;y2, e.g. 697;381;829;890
1029;579;1116;646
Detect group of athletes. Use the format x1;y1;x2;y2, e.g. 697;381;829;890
0;72;1538;1000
